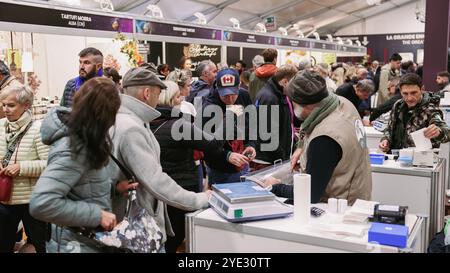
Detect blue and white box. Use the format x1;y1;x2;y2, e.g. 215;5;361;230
368;222;409;248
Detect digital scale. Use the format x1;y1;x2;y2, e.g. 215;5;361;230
209;191;293;223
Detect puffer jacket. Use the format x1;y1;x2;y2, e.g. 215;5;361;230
0;112;49;205
381;92;450;149
30;107;112;228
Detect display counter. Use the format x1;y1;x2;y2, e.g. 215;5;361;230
186;204;426;253
371;159;446;243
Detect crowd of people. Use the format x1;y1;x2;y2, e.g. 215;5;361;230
0;45;449;253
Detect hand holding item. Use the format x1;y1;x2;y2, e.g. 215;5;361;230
423;124;441;139
290;148;303;172
242;146;256;161
379;140;390;153
228;152;250;167
100;211;117;231
116;180;139;197
0;164;20;177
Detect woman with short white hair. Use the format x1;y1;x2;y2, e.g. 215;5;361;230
0;85;49;253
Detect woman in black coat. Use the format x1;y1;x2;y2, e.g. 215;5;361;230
150;81;235;253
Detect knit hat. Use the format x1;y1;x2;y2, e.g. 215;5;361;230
287;70;328;105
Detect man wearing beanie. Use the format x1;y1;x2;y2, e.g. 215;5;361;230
264;70;372;205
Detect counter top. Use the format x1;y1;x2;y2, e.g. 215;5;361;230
365;126;384;136
371;159;442;177
190;204;421;252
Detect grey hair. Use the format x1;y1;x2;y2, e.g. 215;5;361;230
0;85;34;105
123;85;147;97
298;60;312;71
356;79;375;93
196;60;215;76
252;55;264;68
315;63;329;77
166;69;192;87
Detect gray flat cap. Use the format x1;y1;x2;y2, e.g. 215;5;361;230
122;67;167;89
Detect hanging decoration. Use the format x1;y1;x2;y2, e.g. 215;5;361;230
113;33;143;67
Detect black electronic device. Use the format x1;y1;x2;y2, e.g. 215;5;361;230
372;204;408;225
310;207;325;217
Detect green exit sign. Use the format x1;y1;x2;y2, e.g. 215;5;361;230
264;16;276;31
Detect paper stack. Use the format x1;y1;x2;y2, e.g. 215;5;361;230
343;199;379;224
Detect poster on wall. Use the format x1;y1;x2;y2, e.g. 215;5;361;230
6;49;21;71
279;49;310;67
310;51;337;66
0;2;133;33
88;40;135;76
322;53;337;65
339;33;424;64
165;43;221;77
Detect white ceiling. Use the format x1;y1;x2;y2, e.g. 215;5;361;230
42;0;423;35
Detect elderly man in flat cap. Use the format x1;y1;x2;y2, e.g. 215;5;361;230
107;67;210;252
264;70;372;205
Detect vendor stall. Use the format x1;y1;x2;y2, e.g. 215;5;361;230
186;204;426;253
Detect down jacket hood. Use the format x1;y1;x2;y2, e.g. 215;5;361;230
255;63;278;78
40;106;70;146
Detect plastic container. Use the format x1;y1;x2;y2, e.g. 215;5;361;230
370;153;385;165
398;149;414;167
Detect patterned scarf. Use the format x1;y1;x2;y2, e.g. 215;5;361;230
5;110;32;143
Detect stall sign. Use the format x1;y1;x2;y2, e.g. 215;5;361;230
136;20;222;40
0;2;133;33
223;31;275;45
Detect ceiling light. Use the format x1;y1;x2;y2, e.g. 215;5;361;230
146;4;164;18
193;12;207;25
255;23;267;33
229;18;240;29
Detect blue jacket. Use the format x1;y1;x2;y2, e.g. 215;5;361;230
30;107;112;228
186;79;211;104
60;78;77;108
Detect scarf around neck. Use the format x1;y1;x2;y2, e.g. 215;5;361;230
75;68;103;91
297;93;340;149
5;110;32;143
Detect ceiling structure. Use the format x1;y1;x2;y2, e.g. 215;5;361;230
38;0;424;36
